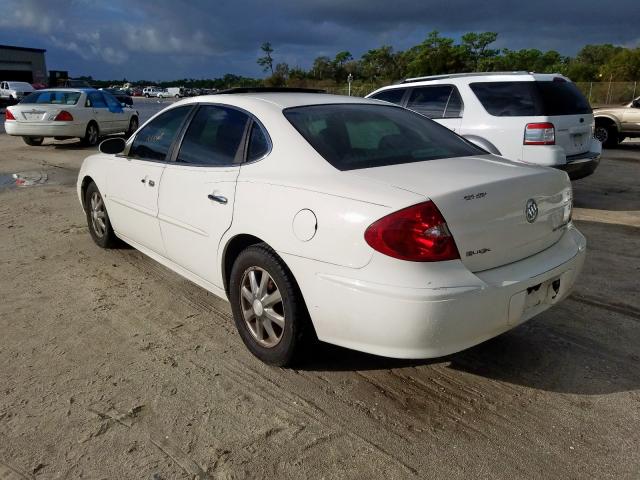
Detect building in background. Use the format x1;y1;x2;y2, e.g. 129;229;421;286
0;44;47;84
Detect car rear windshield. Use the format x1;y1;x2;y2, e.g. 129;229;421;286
284;104;484;171
470;80;592;116
21;91;81;105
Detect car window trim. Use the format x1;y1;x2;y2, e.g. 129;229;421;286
406;84;464;119
121;104;197;163
168;102;271;168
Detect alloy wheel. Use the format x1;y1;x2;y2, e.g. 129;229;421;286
240;267;285;348
87;124;98;145
90;191;107;237
594;126;608;144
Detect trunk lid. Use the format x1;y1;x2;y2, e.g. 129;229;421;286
352;155;572;272
9;105;66;123
550;113;593;156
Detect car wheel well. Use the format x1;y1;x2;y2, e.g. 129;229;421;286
80;176;95;210
222;234;265;295
595;117;616;129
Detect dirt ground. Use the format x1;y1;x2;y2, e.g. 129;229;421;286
0;117;639;479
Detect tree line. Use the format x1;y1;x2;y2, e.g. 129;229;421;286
256;32;640;88
82;31;639;91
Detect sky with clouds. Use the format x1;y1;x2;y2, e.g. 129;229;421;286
0;0;638;81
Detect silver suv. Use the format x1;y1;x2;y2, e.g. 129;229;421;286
367;72;602;180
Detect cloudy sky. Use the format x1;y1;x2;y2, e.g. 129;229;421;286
0;0;637;81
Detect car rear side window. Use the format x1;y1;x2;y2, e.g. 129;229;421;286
129;106;192;161
284;104;483;171
370;89;406;105
176;105;249;166
21;91;81;105
247;122;270;161
470;80;592;116
406;86;463;119
87;92;107;108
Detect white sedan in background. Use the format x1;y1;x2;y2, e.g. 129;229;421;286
4;88;139;146
77;89;586;366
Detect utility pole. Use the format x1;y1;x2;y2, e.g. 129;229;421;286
347;73;353;96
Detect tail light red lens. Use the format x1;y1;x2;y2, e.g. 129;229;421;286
54;110;74;121
524;122;555;145
5;109;15;121
364;201;459;262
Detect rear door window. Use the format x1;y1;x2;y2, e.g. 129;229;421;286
129;106;192;161
370;88;406;105
176;105;249;166
406;86;463;118
87;92;107;108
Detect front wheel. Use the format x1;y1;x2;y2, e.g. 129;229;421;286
85;182;116;248
229;244;312;367
22;136;44;146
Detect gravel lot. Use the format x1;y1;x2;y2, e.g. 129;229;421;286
0;100;639;479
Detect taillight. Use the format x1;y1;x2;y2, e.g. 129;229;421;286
364;201;459;262
524;122;555;145
5;109;15;121
54;110;74;121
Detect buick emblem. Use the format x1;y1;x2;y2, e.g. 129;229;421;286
525;199;538;223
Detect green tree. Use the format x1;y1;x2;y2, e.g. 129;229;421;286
257;42;275;75
404;31;468;77
461;32;498;70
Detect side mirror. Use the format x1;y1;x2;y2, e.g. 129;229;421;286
633;100;640;108
99;137;126;154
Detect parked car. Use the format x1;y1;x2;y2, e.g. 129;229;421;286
593;96;640;147
154;88;171;98
142;86;160;97
100;88;134;106
0;81;35;103
4;88;139;146
166;87;184;98
367;72;602;180
76;89;585;366
131;88;143;97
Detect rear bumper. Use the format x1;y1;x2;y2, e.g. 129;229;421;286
559;150;601;180
4;121;86;138
283;226;587;359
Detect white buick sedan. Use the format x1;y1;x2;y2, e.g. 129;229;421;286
77;88;586;366
5;88;139;146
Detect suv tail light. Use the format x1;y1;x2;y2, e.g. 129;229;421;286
524;122;555;145
364;201;459;262
5;109;15;121
54;110;74;121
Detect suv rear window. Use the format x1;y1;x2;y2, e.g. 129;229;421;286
470;80;591;116
284;104;483;171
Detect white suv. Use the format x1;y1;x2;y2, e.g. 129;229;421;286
1;81;35;102
367;72;602;180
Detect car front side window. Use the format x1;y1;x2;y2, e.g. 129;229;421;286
176;105;249;166
129;106;193;161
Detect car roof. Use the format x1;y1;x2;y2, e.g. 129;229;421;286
398;72;565;84
179;92;377;110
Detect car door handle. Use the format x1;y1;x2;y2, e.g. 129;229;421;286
207;194;227;204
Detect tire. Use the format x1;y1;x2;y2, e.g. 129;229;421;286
594;124;619;148
22;136;44;146
145;93;150;98
84;182;117;248
229;244;312;367
175;94;180;98
126;116;139;137
82;122;99;146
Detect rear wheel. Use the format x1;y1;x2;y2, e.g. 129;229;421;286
85;182;116;248
22;136;44;146
126;116;138;137
82;122;99;146
229;244;312;367
594;123;619;148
